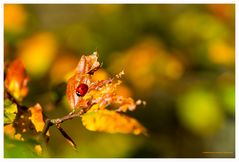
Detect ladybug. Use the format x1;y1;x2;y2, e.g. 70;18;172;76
76;83;88;97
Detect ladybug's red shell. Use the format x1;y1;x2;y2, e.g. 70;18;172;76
76;83;88;97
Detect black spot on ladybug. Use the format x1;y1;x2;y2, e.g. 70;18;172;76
76;83;88;97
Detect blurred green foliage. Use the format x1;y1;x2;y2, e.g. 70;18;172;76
4;99;18;124
4;135;40;158
177;87;225;136
4;4;235;158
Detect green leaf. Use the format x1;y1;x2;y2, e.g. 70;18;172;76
4;99;18;124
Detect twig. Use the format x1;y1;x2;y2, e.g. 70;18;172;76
42;111;83;137
5;85;83;149
57;125;78;150
41;111;85;149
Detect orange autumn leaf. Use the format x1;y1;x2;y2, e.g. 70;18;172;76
66;52;144;113
5;59;29;101
66;52;100;111
29;103;46;133
85;80;138;112
82;109;147;135
75;51;101;74
66;52;147;135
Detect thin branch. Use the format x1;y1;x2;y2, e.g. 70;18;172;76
41;110;85;149
57;125;78;150
42;111;83;137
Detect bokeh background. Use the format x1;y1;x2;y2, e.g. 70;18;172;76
4;4;235;158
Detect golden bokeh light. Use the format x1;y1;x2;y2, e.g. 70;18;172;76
18;32;58;78
4;4;27;33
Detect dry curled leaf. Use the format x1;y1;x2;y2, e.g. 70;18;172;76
66;52;145;113
5;59;29;101
82;109;147;135
66;52;147;135
66;52;103;111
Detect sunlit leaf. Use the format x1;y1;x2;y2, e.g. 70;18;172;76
28;103;45;133
66;52;147;135
4;59;29;101
76;51;100;74
4;103;47;157
66;52;100;111
85;80;139;113
4;99;18;124
82;110;147;135
9;105;36;137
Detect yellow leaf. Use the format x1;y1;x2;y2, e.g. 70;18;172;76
28;103;45;133
82;110;147;135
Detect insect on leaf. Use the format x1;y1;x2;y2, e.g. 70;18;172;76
66;52;100;111
5;59;29;101
66;52;147;135
81;109;147;135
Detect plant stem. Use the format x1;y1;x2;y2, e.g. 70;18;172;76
42;111;83;137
